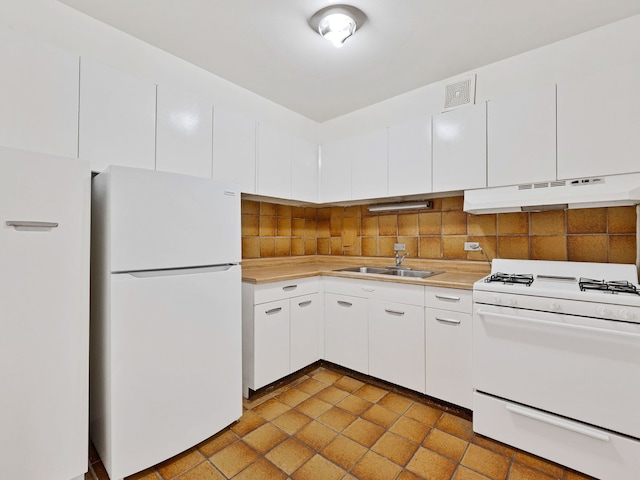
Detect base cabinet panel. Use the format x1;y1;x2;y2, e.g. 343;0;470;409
324;293;368;374
253;300;290;390
290;293;322;373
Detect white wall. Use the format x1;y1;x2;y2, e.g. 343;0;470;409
0;0;318;142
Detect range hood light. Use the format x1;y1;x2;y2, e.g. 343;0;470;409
368;201;432;212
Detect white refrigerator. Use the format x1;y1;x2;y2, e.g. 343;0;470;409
90;166;242;480
0;146;90;480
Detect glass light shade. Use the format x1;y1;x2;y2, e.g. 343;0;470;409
318;13;356;48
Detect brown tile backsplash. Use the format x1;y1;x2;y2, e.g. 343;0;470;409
241;197;637;263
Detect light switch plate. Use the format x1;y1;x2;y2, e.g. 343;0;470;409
464;242;480;251
394;243;405;251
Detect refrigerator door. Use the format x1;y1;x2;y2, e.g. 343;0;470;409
0;147;90;480
103;265;241;479
103;166;240;272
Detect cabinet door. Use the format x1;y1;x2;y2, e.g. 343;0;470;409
388;118;432;196
0;27;79;158
212;107;256;193
320;137;352;203
79;58;156;173
369;300;425;393
426;309;472;409
253;300;290;390
488;85;556;187
432;103;486;192
156;85;213;178
351;128;389;201
290;293;322;372
558;62;640;179
292;136;319;203
324;293;368;374
257;123;292;199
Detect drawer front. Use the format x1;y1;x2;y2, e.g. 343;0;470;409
324;277;424;306
473;392;640;480
425;286;472;313
253;277;319;305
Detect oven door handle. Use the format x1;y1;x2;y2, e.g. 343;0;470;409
505;404;610;442
477;310;640;340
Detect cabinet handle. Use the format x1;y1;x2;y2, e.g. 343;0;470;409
265;307;282;315
436;317;461;325
337;300;352;307
282;285;298;291
6;220;58;231
435;294;460;302
361;288;375;292
298;300;312;307
385;309;405;316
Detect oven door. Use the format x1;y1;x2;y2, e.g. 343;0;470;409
473;303;640;438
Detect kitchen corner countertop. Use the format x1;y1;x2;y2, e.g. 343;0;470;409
241;256;490;290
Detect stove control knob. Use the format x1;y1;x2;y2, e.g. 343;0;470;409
597;306;611;317
619;309;635;320
549;302;561;311
507;298;517;306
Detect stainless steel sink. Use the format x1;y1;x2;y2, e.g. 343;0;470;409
335;266;389;274
380;269;443;279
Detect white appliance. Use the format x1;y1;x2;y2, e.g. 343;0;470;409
90;166;242;480
0;147;90;480
473;259;640;480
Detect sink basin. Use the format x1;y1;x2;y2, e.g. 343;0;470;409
380;269;443;279
335;266;389;274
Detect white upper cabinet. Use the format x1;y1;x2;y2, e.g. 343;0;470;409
432;103;486;192
388;118;432;196
257;123;292;199
558;61;640;179
350;128;389;201
0;27;79;159
291;136;319;203
320;137;352;203
487;84;556;187
79;58;156;173
156;85;213;178
212;107;256;194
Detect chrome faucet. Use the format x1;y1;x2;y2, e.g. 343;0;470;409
395;251;408;268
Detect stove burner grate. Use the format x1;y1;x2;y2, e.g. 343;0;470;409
485;272;534;286
579;277;640;295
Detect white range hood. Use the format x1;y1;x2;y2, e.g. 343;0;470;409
464;173;640;214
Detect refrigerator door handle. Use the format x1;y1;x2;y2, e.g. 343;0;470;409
124;264;235;278
6;220;59;231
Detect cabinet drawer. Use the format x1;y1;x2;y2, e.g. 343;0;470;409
254;277;319;305
473;392;640;480
324;277;424;306
425;286;472;313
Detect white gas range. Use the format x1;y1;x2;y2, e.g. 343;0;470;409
472;259;640;480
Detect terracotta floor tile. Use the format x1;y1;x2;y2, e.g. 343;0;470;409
472;434;515;459
354;384;388;403
197;429;238;457
423;428;469;462
275;387;311;407
91;461;109;480
406;447;457;480
242;423;288;454
508;462;558;480
156;449;205;479
436;413;474;441
295;420;339;450
231;457;287;480
320;435;367;470
297;378;327;395
315;386;350;404
312;369;342;384
295;396;333;418
461;444;511;480
124;468;157;480
251;398;290;421
453;465;494;480
174;462;225;480
318;406;357;431
209;441;260;478
271;409;313;435
343;418;385;447
336;394;373;415
405;402;444;426
242;393;272;410
397;470;423;480
514;452;563;478
334;375;365;393
265;438;314;475
291;454;345;480
351;451;403;480
361;404;401;429
378;393;413;414
89;442;100;465
390;416;431;444
230;410;267;436
564;469;598;480
371;431;419;466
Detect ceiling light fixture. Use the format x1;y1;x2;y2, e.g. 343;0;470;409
309;5;366;49
368;201;433;213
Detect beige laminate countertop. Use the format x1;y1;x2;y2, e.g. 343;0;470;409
241;256;490;290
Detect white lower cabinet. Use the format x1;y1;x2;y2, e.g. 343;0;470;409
324;293;369;374
253;299;291;392
290;293;323;373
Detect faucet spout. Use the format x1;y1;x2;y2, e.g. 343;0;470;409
395;251;408;267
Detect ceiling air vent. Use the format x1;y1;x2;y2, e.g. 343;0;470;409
550;181;566;187
533;182;549;189
444;74;476;111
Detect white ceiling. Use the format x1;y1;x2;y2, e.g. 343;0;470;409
58;0;640;122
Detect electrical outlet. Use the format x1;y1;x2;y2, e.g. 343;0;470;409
394;243;405;251
464;242;481;251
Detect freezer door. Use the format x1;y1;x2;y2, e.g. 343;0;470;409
105;166;240;272
0;147;90;480
104;264;242;479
